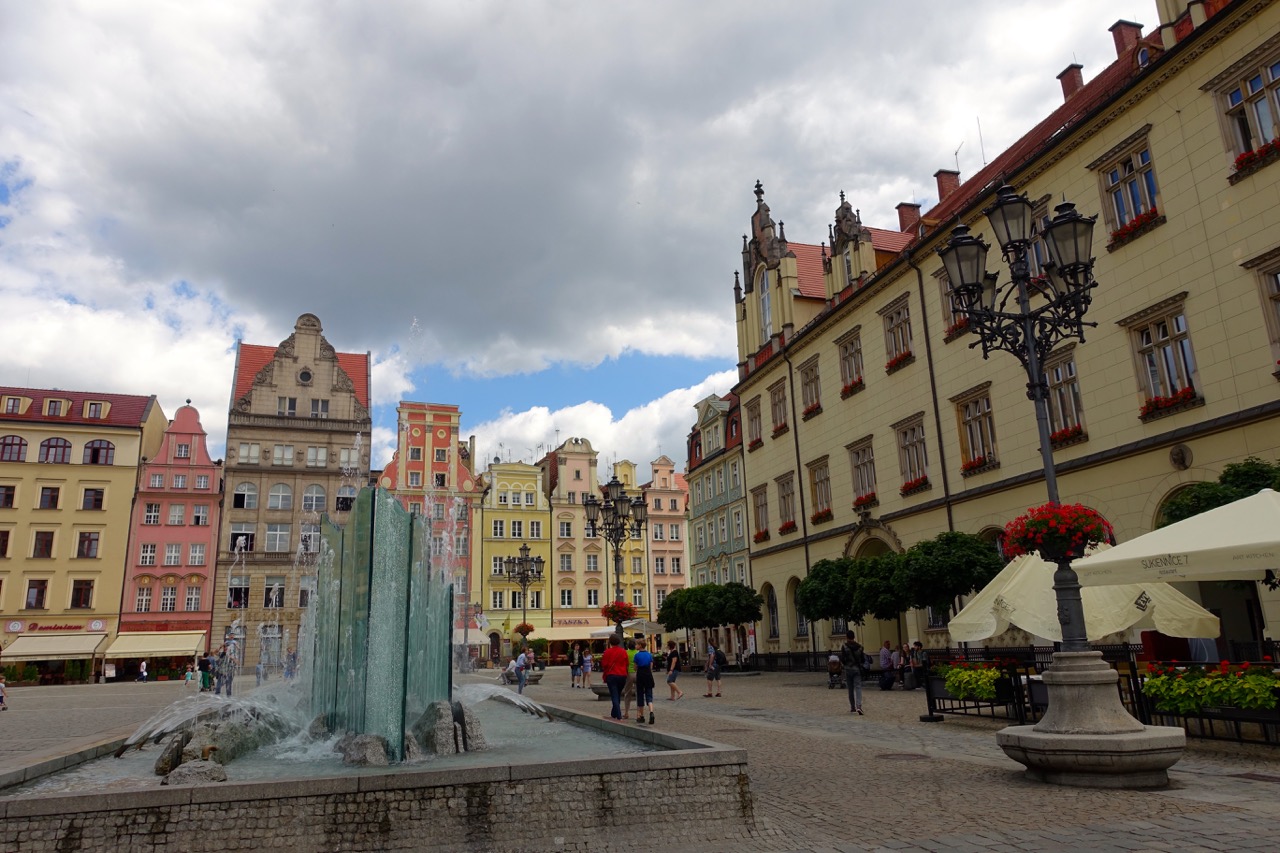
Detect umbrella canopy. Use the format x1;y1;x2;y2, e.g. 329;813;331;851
948;550;1219;642
588;619;666;638
1075;488;1280;587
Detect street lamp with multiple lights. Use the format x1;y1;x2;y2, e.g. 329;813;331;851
457;600;482;671
938;183;1184;787
503;542;544;645
582;474;648;636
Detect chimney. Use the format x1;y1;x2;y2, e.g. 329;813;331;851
934;169;961;202
1057;64;1084;101
1109;20;1143;57
896;202;921;233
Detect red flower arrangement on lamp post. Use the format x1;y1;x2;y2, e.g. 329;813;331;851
513;622;535;638
601;600;637;624
1002;502;1114;562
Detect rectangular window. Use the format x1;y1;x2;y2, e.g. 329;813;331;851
718;514;727;543
511;591;524;611
227;576;250;609
238;443;261;465
432;503;446;520
491;590;504;610
196;474;210;490
529;521;541;539
1220;55;1280;155
0;484;14;508
954;387;998;467
185;585;202;611
160;585;177;613
338;448;358;468
559;521;572;538
586;554;599;572
433;473;446;488
1261;267;1280;348
230;523;255;552
433;448;447;462
47;400;61;416
306;446;328;468
264;576;285;608
587;589;599;607
730;461;740;490
265;523;291;552
272;445;295;466
939;271;961;332
408;447;422;461
298;577;314;609
560;554;573;572
168;504;185;525
746;398;762;445
301;523;320;553
492;556;505;576
897;418;929;484
144;502;160;524
799;357;821;414
510;520;523;539
33;530;54;557
1121;301;1199;402
408;472;421;487
808;458;831;515
752;487;769;536
0;529;8;556
492;519;505;538
39;486;59;509
657;589;667;607
172;474;187;489
669;523;680;541
849;437;877;501
777;474;795;525
632;589;643;607
189;543;206;566
1097;142;1159;229
654;557;666;574
882;296;913;362
560;589;573;607
769;381;788;432
652;524;664;541
310;399;329;418
672;557;682;574
139;543;157;565
498;491;509;505
192;504;209;526
164;543;182;566
1045;351;1085;436
733;510;743;539
149;473;164;488
136;586;152;613
175;443;191;459
529;590;542;610
716;468;724;495
278;397;297;417
26;578;48;608
77;531;100;558
524;492;534;504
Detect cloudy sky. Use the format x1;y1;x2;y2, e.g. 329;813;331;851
1;0;1130;478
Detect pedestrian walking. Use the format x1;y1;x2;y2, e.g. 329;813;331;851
136;661;147;683
582;648;594;687
665;640;684;700
839;631;864;714
909;640;927;690
0;672;8;710
515;646;531;694
704;644;723;697
633;638;656;725
569;642;584;688
621;640;638;721
184;665;196;690
600;634;628;721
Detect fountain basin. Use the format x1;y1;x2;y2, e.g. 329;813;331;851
0;702;757;852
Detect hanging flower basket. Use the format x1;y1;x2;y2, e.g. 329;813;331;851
1003;502;1114;562
601;601;637;623
513;622;535;637
753;530;770;544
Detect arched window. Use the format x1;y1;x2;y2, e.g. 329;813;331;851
336;485;357;512
794;590;809;638
83;439;115;465
0;435;27;462
757;268;772;341
39;437;72;464
765;586;779;639
233;482;258;509
303;485;326;512
268;483;292;510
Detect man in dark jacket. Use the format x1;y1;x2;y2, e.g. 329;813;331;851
839;631;864;714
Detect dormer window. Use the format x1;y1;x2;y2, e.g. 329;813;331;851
3;397;20;414
86;402;103;418
47;400;62;416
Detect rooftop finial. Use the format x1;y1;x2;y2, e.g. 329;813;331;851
754;180;764;203
839;190;846;204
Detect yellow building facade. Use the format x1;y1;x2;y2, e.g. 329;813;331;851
0;387;167;676
734;1;1280;657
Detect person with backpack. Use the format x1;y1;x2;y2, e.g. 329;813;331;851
704;643;724;697
838;630;864;714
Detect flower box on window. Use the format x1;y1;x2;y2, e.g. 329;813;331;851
899;475;930;497
810;508;833;525
777;520;797;535
960;455;999;477
1105;208;1165;252
753;530;770;544
747;437;763;452
1049;423;1086;448
1138;387;1203;422
801;402;822;421
840;377;865;399
771;423;789;439
1229;138;1280;185
943;317;970;342
853;492;878;510
885;351;915;374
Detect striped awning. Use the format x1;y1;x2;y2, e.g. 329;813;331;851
2;633;108;662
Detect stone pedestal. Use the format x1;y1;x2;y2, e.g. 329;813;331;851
997;651;1184;788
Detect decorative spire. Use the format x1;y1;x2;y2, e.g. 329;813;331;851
778;220;786;241
839;190;846;204
754;180;764;204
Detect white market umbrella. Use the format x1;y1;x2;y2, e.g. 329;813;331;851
948;550;1219;642
1075;488;1280;587
588;619;666;638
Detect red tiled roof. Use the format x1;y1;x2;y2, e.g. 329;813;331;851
0;386;157;428
867;226;913;253
232;342;371;410
789;242;827;299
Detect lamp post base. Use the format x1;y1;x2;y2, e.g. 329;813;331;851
996;651;1184;789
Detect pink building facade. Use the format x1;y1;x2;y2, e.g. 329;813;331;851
119;403;222;651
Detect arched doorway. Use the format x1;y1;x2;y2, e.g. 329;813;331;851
488;632;502;664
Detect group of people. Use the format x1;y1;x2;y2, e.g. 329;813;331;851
835;632;929;714
184;646;237;696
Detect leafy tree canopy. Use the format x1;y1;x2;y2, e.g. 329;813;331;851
895;531;1004;617
849;553;908;623
795;558;854;622
1159;457;1280;526
714;581;764;626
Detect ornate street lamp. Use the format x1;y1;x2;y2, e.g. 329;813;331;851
458;600;482;672
503;542;544;643
938;185;1183;787
583;474;648;636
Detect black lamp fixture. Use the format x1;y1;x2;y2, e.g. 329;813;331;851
503;542;545;642
582;473;648;635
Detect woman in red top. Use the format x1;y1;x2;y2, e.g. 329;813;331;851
600;634;630;720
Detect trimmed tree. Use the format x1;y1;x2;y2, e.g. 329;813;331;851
894;531;1005;619
848;553;909;623
1159;457;1280;526
796;558;855;623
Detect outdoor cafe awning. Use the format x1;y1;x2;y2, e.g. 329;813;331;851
2;633;108;662
103;631;208;659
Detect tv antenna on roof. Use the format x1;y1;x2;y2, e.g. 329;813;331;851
976;117;988;165
954;140;964;173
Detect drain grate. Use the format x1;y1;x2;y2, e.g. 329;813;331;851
876;753;929;761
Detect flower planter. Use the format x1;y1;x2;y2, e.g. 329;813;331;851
771;424;789;439
1139;392;1204;423
747;438;763;453
853;494;878;512
1229;140;1280;185
840;380;865;399
899;477;930;497
885;352;915;374
943;320;971;343
801;405;822;422
960;457;999;478
1105;210;1165;252
1049;426;1087;450
928;675;954;700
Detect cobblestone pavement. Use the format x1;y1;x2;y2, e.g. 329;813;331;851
5;673;1280;852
